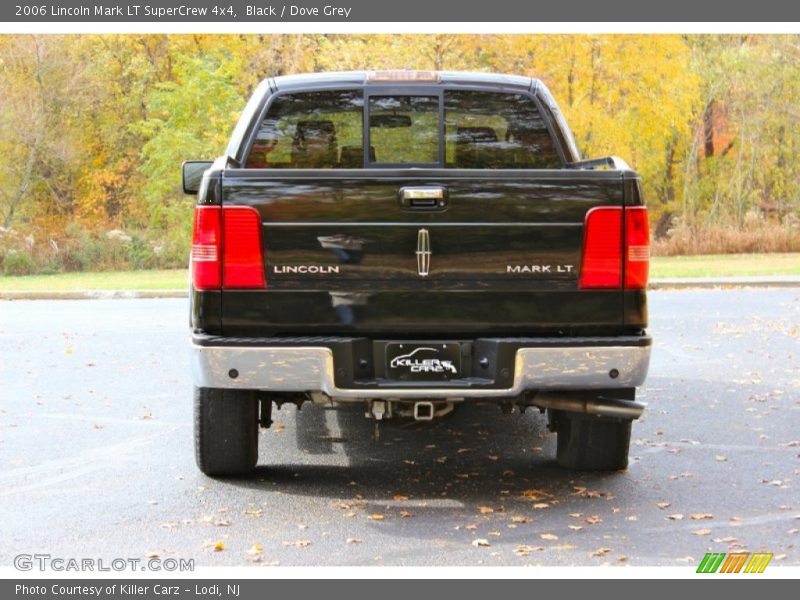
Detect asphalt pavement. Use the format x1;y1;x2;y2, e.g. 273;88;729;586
0;289;798;567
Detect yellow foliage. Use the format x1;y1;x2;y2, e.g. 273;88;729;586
1;33;798;258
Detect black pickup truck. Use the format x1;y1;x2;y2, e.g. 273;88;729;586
183;70;652;476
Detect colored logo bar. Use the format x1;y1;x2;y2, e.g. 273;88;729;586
697;552;773;573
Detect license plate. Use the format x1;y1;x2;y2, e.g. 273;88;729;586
385;343;461;381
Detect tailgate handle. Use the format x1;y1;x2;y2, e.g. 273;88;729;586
400;186;448;210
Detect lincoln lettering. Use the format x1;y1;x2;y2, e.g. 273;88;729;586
273;265;340;274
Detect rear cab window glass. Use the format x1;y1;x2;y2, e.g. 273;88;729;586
245;90;363;168
444;91;562;168
368;96;440;165
244;88;563;169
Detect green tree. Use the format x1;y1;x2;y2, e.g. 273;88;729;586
135;51;245;227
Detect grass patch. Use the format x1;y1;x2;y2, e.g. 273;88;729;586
650;253;800;278
0;254;797;291
0;269;188;291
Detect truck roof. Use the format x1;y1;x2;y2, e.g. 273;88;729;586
271;70;537;92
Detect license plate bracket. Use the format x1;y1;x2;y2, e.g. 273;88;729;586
385;342;462;381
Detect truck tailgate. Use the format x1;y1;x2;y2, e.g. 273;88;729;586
219;169;628;336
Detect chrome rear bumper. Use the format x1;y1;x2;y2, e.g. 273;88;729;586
191;341;651;400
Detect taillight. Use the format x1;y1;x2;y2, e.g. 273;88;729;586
579;207;623;289
222;206;266;289
624;206;650;289
191;205;266;291
578;205;650;290
191;206;222;290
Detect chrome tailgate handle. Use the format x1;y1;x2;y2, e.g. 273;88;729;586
399;186;448;210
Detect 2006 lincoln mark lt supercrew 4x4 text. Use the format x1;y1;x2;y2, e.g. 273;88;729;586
183;70;652;476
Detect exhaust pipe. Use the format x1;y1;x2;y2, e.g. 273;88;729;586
533;393;646;420
413;401;434;421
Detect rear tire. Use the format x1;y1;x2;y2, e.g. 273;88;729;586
553;410;632;471
194;387;258;476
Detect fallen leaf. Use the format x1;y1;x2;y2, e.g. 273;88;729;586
273;422;285;431
472;538;491;547
213;519;232;527
715;455;728;462
568;525;583;531
656;502;671;509
521;489;553;500
540;533;559;541
585;515;603;525
346;538;363;544
244;509;263;517
368;514;385;521
569;512;582;518
393;495;409;502
692;529;712;536
213;542;225;552
145;552;159;559
511;516;531;524
667;514;684;521
399;511;413;518
690;513;714;520
592;547;611;557
586;490;614;499
247;544;263;555
465;524;478;531
533;503;550;510
477;506;494;514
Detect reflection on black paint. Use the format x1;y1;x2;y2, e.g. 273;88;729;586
317;234;366;264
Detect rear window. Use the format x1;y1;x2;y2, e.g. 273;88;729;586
444;91;561;169
245;90;363;168
244;88;561;169
368;96;440;165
